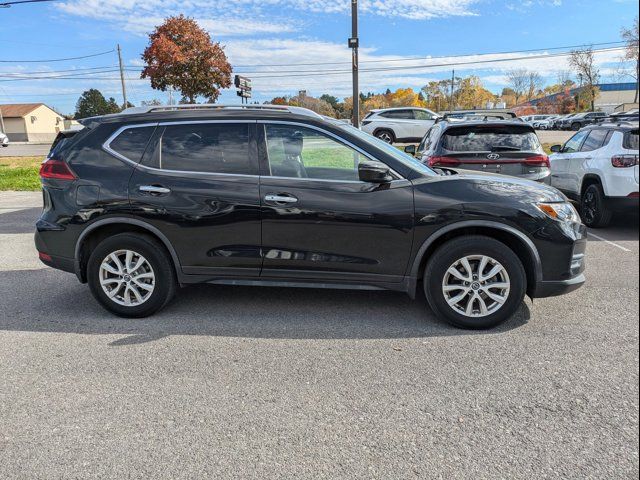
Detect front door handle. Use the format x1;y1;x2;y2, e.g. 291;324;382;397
139;185;171;195
265;193;298;204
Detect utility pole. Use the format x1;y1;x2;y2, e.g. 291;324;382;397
116;44;128;109
449;69;455;112
349;0;359;128
0;107;5;134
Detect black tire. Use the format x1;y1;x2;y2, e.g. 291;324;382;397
580;183;612;228
423;235;526;329
571;122;581;131
87;233;177;318
374;129;395;144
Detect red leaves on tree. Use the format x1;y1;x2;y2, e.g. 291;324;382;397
141;15;232;103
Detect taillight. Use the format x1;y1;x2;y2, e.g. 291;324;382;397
427;156;460;167
39;158;77;180
628;192;639;198
611;155;638;168
524;155;550;168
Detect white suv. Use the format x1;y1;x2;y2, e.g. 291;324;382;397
361;107;439;144
1;131;8;147
549;123;639;227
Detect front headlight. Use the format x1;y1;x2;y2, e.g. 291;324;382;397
536;202;580;223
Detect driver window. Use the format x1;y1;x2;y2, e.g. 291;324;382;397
265;124;376;181
414;110;434;120
563;130;589;153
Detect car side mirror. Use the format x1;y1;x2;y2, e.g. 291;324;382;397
404;144;416;155
359;161;393;183
550;144;562;153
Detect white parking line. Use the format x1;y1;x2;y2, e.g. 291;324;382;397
587;232;632;252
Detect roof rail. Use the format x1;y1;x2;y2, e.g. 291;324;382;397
120;103;323;119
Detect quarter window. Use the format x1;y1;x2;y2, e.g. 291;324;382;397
158;123;252;174
264;124;377;181
109;126;156;162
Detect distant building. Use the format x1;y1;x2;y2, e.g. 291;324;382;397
0;103;64;142
522;83;638;114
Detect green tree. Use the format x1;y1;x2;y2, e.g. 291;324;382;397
75;89;111;119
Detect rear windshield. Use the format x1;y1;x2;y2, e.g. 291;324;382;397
624;129;639;150
441;126;540;152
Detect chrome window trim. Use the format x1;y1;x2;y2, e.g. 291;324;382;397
259;120;404;181
102;118;405;184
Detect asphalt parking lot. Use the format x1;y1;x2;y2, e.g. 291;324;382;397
1;191;638;479
0;143;51;158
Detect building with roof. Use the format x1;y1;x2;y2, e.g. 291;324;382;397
522;82;638;114
0;103;65;142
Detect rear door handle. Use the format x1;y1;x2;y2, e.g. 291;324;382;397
265;193;298;204
139;185;171;195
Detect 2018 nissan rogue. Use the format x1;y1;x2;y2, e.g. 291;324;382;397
35;105;586;329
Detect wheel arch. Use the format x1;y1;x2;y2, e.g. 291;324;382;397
74;217;182;283
408;221;542;298
581;173;604;196
372;127;395;141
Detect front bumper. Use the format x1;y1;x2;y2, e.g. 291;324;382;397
532;273;585;298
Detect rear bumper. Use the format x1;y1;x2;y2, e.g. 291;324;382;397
532;274;585;298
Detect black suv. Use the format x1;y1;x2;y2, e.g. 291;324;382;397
35;105;586;329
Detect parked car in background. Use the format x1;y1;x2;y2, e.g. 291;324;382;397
1;131;9;147
35;104;586;329
608;109;639;123
533;115;559;129
407;120;550;182
558;112;607;130
550;114;574;130
522;115;555;129
360;107;439;143
549;122;639;227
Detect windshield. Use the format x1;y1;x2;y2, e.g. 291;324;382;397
337;123;436;176
442;126;540;152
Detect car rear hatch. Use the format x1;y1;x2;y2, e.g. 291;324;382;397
431;124;549;179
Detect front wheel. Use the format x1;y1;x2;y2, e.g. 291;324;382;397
424;236;526;329
581;183;612;228
87;233;177;317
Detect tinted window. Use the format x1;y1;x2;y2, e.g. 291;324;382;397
159;123;252;174
563;130;589;153
581;129;609;152
441;126;540;152
414;110;434;120
624;130;639;150
380;110;413;119
265;124;374;181
109;126;155;162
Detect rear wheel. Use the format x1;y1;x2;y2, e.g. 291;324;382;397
424;236;526;329
571;122;581;131
374;129;395;144
87;233;177;317
581;183;612;228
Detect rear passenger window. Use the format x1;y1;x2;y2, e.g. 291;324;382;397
380;110;414;119
580;130;608;152
158;123;253;175
109;126;156;162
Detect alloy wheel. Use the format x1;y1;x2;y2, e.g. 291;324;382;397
442;255;510;318
99;249;155;306
376;131;393;143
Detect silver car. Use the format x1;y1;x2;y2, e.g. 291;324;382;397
1;131;9;147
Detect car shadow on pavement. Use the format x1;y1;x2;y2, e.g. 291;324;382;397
0;207;42;234
586;213;639;243
0;268;530;344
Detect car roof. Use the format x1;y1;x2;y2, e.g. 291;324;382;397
438;119;535;130
370;107;429;112
78;104;325;126
586;121;639;131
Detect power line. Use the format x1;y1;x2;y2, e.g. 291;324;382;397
0;49;115;63
0;0;57;7
0;65;119;75
232;40;628;68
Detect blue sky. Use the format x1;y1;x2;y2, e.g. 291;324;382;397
0;0;636;114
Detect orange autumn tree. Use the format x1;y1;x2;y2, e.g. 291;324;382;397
141;15;232;103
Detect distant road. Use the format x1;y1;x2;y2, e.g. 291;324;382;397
0;143;52;158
